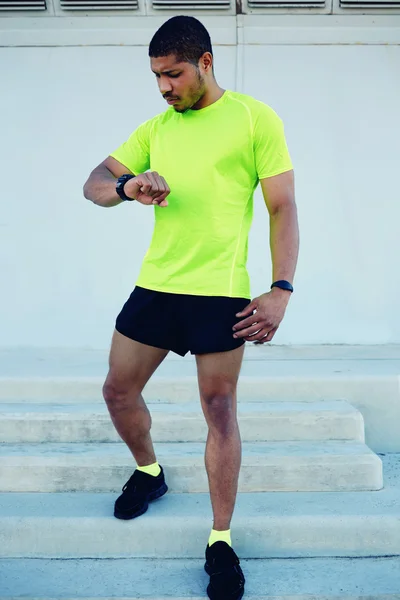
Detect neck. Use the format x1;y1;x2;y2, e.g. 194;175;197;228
192;84;225;110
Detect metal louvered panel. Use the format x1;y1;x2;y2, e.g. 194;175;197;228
60;0;137;8
0;0;45;8
248;0;324;5
340;0;399;5
152;0;230;8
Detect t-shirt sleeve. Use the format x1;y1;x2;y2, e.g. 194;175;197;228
109;119;152;174
253;103;293;180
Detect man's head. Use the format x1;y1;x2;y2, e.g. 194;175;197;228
149;16;214;113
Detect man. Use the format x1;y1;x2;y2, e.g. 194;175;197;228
83;15;299;600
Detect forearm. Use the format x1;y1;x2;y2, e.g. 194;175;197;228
83;166;124;208
269;202;299;284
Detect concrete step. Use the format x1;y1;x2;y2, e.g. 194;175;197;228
0;374;393;405
0;345;399;405
0;451;398;558
0;375;398;454
1;345;399;452
1;556;400;599
0;400;365;443
0;440;382;493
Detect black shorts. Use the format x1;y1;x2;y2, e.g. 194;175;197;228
115;286;249;357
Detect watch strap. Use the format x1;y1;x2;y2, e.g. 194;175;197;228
116;174;136;202
271;280;294;293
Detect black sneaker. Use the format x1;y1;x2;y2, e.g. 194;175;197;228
114;465;168;520
205;541;245;600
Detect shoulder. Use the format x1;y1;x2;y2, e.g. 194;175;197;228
226;92;283;129
227;92;277;116
135;108;175;137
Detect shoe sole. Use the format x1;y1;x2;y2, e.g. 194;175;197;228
114;482;168;520
206;582;244;600
205;563;245;600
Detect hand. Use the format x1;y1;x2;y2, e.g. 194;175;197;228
124;171;170;207
232;288;291;343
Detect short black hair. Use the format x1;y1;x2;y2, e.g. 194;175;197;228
149;16;213;66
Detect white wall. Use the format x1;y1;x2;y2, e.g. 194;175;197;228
1;25;399;348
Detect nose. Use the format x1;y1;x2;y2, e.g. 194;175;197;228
158;76;173;96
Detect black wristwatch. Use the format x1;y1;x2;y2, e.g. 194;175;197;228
271;280;294;293
116;174;136;202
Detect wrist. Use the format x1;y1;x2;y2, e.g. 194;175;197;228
271;279;294;294
116;174;136;202
270;286;292;300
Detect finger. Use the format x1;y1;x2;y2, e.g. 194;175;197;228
151;191;165;203
152;196;169;207
160;176;170;195
143;173;160;199
264;327;278;342
154;173;166;194
244;329;269;343
151;175;170;205
152;192;170;208
233;315;260;331
236;301;256;318
251;327;278;343
233;324;261;339
153;186;170;204
146;172;160;197
137;174;153;197
152;191;169;204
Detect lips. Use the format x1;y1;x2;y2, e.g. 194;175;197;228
165;97;179;104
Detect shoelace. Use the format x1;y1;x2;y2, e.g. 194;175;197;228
209;549;241;574
122;471;141;493
211;551;240;567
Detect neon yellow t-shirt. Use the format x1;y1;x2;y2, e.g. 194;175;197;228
110;90;293;299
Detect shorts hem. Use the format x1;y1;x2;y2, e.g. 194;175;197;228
115;324;187;357
191;339;245;356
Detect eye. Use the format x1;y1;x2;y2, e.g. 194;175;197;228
169;73;181;79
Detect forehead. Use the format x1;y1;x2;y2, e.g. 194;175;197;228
150;55;189;74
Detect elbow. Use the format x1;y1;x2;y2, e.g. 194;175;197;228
83;180;94;203
83;178;89;199
270;198;297;218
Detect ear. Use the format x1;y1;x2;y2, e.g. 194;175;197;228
200;52;213;74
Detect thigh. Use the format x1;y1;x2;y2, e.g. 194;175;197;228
105;329;169;394
196;344;245;406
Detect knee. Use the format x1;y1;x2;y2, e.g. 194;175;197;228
103;377;151;432
102;375;138;410
201;381;235;407
201;387;237;433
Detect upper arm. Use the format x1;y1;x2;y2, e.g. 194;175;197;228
252;102;295;214
260;170;295;216
253;103;293;181
108;119;152;176
100;155;135;178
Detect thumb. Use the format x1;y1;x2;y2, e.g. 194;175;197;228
236;300;257;317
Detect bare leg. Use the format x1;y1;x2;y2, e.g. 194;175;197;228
196;345;245;531
103;330;169;466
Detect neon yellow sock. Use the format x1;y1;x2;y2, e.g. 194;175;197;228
136;462;161;477
208;528;232;547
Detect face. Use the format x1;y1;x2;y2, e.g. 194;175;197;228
150;54;207;113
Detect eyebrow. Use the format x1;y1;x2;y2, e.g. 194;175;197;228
151;69;181;75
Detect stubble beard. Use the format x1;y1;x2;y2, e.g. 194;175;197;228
174;70;206;114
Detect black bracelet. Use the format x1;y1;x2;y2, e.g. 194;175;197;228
271;280;294;293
